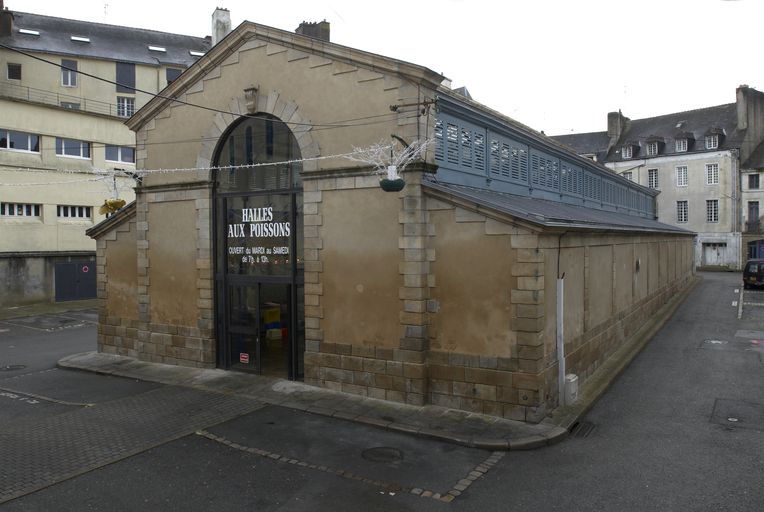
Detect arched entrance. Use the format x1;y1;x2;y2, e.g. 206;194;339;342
212;113;304;379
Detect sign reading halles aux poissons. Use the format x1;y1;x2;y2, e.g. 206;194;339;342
227;207;291;265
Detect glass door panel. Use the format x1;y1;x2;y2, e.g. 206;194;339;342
259;283;290;377
228;284;260;372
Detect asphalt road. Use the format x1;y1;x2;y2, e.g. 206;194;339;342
1;272;763;511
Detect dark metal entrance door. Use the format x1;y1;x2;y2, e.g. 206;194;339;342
54;262;96;302
226;281;298;377
227;283;261;372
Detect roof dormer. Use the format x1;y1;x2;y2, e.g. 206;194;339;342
621;141;639;160
644;136;664;157
674;131;695;153
704;127;724;150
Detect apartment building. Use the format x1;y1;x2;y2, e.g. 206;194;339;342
554;86;764;270
0;3;211;305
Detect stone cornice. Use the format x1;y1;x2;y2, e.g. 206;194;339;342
128;21;446;132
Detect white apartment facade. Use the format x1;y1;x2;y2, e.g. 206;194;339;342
0;4;213;305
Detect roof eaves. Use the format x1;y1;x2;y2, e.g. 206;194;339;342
128;21;445;131
86;201;136;239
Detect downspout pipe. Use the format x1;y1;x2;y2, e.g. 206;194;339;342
556;232;567;406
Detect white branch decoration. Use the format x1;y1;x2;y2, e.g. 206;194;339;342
347;137;434;180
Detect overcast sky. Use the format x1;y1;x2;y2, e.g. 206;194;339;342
14;0;762;136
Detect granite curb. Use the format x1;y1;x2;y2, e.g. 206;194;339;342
53;276;697;452
58;352;565;451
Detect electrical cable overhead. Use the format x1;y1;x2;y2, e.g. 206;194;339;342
0;145;400;186
16;112;419;153
0;42;424;130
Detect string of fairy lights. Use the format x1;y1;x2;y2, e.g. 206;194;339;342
0;39;432;195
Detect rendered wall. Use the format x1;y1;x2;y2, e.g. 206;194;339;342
541;234;694;392
321;187;400;348
0;252;94;306
95;212;139;357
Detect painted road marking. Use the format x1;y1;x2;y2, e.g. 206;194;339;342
0;391;40;405
0;385;93;407
738;287;744;319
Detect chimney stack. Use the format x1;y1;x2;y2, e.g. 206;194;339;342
295;20;330;42
211;7;231;46
0;0;14;38
737;84;750;131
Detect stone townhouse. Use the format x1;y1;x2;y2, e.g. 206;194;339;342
88;17;695;422
554;86;764;269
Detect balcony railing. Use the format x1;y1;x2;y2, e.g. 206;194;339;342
0;79;128;118
745;220;764;233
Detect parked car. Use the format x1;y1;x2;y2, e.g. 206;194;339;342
743;259;764;289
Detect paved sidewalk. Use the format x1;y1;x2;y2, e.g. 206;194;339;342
56;276;699;452
52;275;697;453
0;385;263;504
59;351;566;451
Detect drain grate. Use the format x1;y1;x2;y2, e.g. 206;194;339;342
0;365;26;372
570;421;595;438
361;446;403;463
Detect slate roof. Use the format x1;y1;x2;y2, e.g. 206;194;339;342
552;131;610;162
551;103;743;164
423;176;690;235
744;141;764;169
0;11;210;67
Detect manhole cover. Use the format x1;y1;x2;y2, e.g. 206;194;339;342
361;447;403;463
0;364;26;371
711;398;764;431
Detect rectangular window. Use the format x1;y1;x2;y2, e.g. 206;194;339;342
705;134;719;150
622;171;633;181
166;68;182;85
622;145;632;159
706;163;719;185
117;96;135;118
57;205;92;219
676;166;688;187
7;63;21;80
648;168;659;189
0;129;40;152
706;199;719;223
115;62;136;92
55;138;91;159
61;102;80;110
677;200;688;223
105;145;136;163
61;59;77;87
0;202;41;217
675;139;688;152
749;174;760;190
646;142;658;157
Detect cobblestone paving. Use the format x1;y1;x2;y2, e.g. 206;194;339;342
0;386;264;504
197;430;505;503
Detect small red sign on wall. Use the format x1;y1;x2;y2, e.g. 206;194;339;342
239;353;250;364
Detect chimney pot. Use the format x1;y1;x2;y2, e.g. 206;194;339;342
295;20;330;42
211;7;232;46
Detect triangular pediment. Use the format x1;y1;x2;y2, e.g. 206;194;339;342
127;20;445;131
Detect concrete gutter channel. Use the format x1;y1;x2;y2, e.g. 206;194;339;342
55;278;699;451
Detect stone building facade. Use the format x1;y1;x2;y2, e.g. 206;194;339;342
88;19;695;422
554;86;764;270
